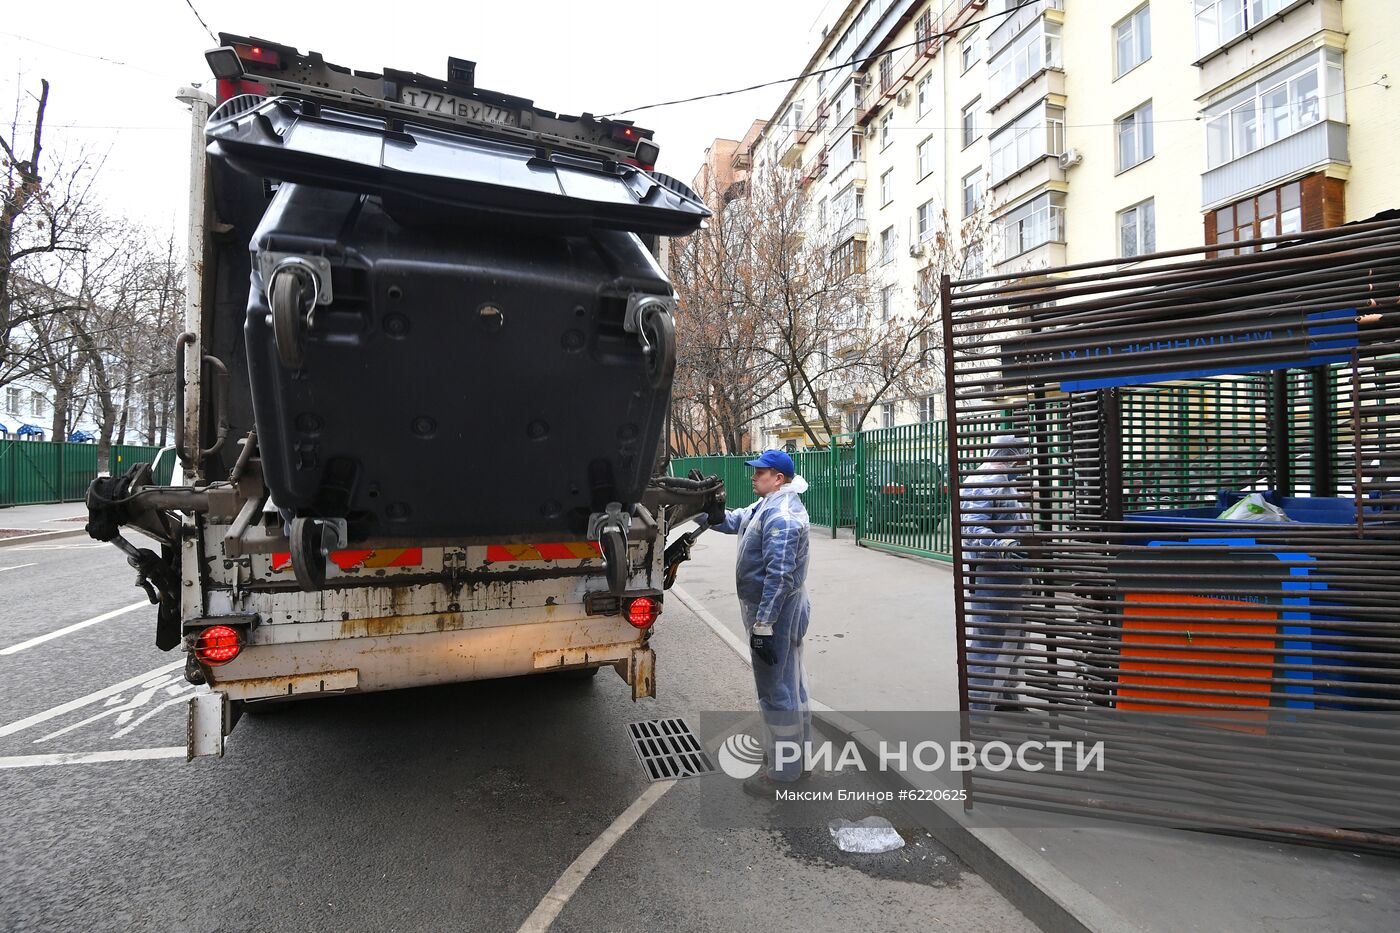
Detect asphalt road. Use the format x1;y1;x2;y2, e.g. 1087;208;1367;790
0;542;1032;933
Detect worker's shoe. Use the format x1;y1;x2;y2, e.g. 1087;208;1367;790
742;773;803;799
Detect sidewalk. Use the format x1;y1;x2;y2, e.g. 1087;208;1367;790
673;526;1400;933
0;502;89;545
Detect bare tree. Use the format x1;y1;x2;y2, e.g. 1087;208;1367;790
737;167;873;447
844;193;998;428
1;78;101;381
669;184;783;454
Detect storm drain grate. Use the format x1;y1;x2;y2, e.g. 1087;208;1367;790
627;717;716;781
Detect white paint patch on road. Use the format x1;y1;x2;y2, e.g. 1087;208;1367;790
0;600;150;656
0;747;186;769
0;563;38;572
0;659;184;739
517;779;676;933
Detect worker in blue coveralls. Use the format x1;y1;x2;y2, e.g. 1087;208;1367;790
961;435;1032;712
698;449;813;796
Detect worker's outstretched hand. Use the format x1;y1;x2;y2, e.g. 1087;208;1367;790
750;631;778;666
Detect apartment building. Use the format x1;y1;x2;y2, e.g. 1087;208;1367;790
691;119;767;205
748;0;1396;448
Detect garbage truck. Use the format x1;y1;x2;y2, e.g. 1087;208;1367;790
82;35;724;758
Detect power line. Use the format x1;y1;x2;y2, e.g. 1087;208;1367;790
0;30;181;80
600;0;1041;117
179;0;218;44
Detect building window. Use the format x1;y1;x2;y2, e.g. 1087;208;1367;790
1203;49;1342;169
5;386;20;415
846;408;862;434
916;9;935;55
880;110;894;149
961;27;980;73
1115;5;1151;78
882;402;896;429
988;17;1062;106
917;75;931;118
30;392;46;418
880;284;897;322
962;170;984;218
880;168;894;207
879;54;894;94
1210;180;1306;255
961;98;981;149
880;226;897;265
832;238;867;277
916;136;934;180
1116;101;1154;172
918;395;935;423
1118;199;1156;258
964;240;985;279
988;103;1065;184
999;191;1066;259
917;199;938;242
817;197;828;229
1195;0;1290;58
917;268;938;306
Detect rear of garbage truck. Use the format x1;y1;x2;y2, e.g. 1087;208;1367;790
84;36;723;758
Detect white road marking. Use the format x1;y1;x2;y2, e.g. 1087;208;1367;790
516;779;677;933
0;563;38;572
0;600;150;656
0;747;185;769
34;673;195;744
7;543;106;551
0;659;185;738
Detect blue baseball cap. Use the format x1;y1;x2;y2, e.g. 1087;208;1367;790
745;449;795;477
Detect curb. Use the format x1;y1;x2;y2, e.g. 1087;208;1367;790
810;712;1145;933
0;527;89;549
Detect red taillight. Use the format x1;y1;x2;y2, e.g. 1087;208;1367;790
234;43;281;67
626;596;659;628
195;625;242;665
215;78;269;104
882;484;906;494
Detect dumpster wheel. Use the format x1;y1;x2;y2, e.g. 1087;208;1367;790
289;516;328;592
639;307;675;389
270;271;311;370
600;529;629;595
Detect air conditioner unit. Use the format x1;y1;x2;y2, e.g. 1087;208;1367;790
1059;147;1084;169
908;241;926;258
896;89;911;107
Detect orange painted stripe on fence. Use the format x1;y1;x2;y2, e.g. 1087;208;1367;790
484;542;601;563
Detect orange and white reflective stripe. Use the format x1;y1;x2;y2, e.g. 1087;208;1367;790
270;548;424;572
485;542;601;563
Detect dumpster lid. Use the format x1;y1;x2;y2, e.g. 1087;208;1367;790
206;96;710;236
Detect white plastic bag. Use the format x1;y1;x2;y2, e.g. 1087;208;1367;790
1217;493;1292;522
828;816;905;853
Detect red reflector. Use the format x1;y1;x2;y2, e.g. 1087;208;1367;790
195;625;241;666
234;43;281;66
626;596;658;628
881;484;906;494
215;78;268;104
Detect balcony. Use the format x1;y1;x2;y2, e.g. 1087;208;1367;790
776;127;804;168
1202;119;1347;208
1193;0;1333;65
800;150;829;188
987;0;1063;58
828;159;867;190
834;216;869;242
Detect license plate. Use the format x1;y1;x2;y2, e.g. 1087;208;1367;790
400;87;519;127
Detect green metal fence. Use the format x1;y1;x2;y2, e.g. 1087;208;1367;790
670;420;954;561
0;440;174;508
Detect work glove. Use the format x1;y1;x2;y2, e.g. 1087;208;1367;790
750;630;778;666
694;512;710;529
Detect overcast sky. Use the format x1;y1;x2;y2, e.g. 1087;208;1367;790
3;0;836;235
